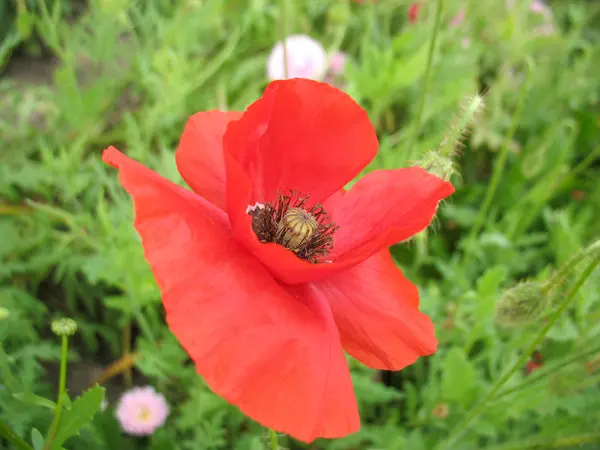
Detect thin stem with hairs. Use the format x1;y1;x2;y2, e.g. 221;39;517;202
279;0;290;79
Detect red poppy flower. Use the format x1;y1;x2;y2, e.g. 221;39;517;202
525;351;543;375
408;2;421;22
525;360;542;375
103;79;454;442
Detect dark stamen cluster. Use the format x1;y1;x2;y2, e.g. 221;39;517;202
247;192;338;264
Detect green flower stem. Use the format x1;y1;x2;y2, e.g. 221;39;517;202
330;10;349;54
541;239;600;294
438;252;600;450
491;340;600;403
268;429;279;450
279;0;290;79
44;335;69;450
0;419;33;450
412;0;444;152
123;321;133;387
360;0;376;55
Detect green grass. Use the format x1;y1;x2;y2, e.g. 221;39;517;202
1;0;600;449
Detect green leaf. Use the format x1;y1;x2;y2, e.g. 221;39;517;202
16;11;34;39
352;371;402;407
441;348;477;405
52;386;105;449
31;428;44;450
547;316;579;342
92;410;127;450
0;418;33;450
476;266;508;298
13;392;56;410
391;43;429;89
151;428;178;450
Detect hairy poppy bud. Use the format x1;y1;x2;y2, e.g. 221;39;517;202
495;282;546;327
0;307;9;320
419;152;456;181
276;207;318;251
51;317;78;337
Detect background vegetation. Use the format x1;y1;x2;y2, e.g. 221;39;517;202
1;0;599;449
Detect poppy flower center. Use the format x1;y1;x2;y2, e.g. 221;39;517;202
246;192;337;264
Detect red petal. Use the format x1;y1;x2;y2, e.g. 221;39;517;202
176;111;242;210
224;157;453;285
324;167;455;260
310;250;437;370
223;79;378;205
103;146;359;442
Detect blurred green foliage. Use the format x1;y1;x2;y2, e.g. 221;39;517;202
0;0;79;70
1;0;600;449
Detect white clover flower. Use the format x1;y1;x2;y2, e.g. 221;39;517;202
267;35;327;81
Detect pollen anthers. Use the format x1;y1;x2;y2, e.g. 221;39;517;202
247;192;337;263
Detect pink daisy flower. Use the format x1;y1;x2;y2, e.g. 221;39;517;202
328;52;348;75
116;386;169;436
530;0;553;20
530;0;549;14
267;35;327;81
450;9;465;27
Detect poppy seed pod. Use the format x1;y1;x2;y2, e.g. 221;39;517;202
495;282;546;327
276;207;319;251
51;317;78;337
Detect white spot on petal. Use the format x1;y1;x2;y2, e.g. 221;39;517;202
246;202;266;214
